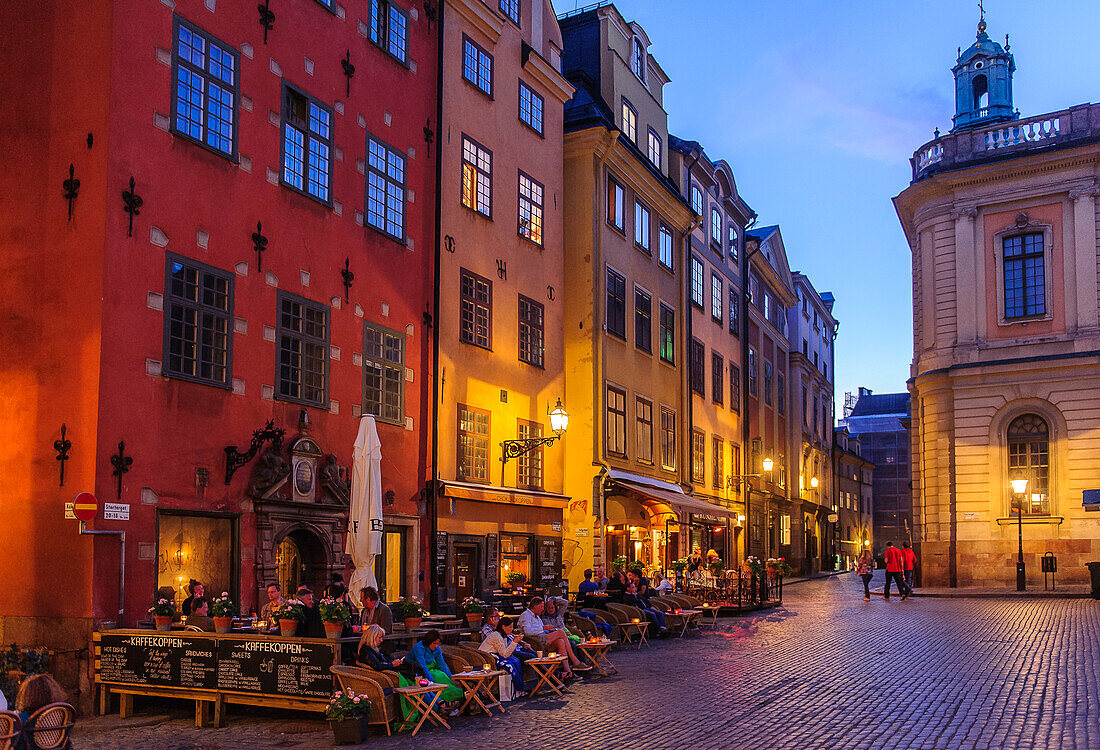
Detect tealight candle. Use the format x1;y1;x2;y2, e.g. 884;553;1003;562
632;618;640;623
482;664;491;671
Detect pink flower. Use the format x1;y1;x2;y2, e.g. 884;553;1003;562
353;697;361;703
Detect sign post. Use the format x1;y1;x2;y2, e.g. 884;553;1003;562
74;492;127;626
73;491;99;523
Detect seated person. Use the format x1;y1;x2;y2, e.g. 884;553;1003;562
259;583;286;621
181;579;204;616
595;567;609;590
542;597;583;642
623;582;667;633
605;570;627;601
578;569;599;596
401;630;465;717
516;597;590;678
15;673;68;745
357;624;402;672
295;586;325;639
653;571;674;595
480;607;501;641
477;615;528;696
185;597;216;632
359;586;393;633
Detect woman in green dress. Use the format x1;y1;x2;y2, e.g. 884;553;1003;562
399;629;465;721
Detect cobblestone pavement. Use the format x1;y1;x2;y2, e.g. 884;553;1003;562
75;573;1100;749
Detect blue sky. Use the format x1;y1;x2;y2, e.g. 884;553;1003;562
573;0;1100;401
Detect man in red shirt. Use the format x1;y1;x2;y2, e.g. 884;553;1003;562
883;542;909;600
901;542;917;592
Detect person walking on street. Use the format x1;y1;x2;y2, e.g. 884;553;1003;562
902;542;917;593
855;549;874;601
883;542;909;600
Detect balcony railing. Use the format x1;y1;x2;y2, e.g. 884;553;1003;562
910;103;1100;183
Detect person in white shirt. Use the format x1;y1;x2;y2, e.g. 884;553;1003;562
516;597;589;678
653;571;674;594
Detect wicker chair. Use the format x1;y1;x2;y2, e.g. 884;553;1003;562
331;665;396;736
580;609;623;643
648;598;694;636
566;613;599;639
0;711;21;750
604;604;649;646
21;703;74;750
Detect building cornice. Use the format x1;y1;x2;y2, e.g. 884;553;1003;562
450;0;505;43
522;41;574;104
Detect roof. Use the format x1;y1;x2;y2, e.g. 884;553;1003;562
746;224;778;242
848;392;910;418
956;20;1011;67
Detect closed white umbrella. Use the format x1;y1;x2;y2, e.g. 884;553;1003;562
347;415;384;606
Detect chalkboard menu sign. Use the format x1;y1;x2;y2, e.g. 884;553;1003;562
435;531;448;582
97;633;335;700
535;535;562;587
485;533;499;585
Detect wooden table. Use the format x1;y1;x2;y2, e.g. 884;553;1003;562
620;619;650;649
525;656;570;698
574;640;616;677
697;605;721;629
667;609;703;637
393;683;450;737
452;670;506;715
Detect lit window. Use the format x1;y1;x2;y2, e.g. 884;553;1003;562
621;99;637;142
1008;414;1050;514
365;133;406;241
647;129;661;167
461;136;492;217
659;303;675;364
281;84;332;204
518;172;544;245
172;17;239;158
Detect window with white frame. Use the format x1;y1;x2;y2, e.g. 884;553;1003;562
691;185;702;215
658;224;673;270
172;17;239;158
634;201;650;252
517;420;543;489
711;273;722;322
518;172;543;245
647;128;661;167
499;0;520;24
728;224;738;261
710;207;722;248
281;84;332;203
621;98;637;142
519;81;543;134
690;256;704;307
607;175;625;231
461;136;492;217
463;36;493;95
631;37;646;84
728;288;739;335
365;133;405;241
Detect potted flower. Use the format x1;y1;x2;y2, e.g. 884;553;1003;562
210;593;235;634
272;600;305;637
148;598;174;631
392;597;427;629
741;556;764;576
461;597;486;627
325;688;371;745
504;572;527;593
708;557;725;576
610;555;628;573
766;558;793;579
319;598;351;640
669;557;689;574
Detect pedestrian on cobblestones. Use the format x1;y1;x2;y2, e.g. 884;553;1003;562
855;549;874;601
902;542;917;592
883;542;909;600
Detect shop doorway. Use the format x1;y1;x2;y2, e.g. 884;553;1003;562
375;526;408;602
276;528;327;595
455;545;479;602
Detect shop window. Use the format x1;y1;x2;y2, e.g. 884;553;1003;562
500;534;531;584
157;511;238;611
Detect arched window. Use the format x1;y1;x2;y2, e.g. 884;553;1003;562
972;74;989;112
1007;414;1049;515
631;38;646;84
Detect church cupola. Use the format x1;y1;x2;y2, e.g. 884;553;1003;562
951;10;1017;131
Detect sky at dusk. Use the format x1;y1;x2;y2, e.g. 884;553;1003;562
563;0;1100;403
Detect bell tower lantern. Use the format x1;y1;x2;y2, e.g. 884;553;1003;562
951;10;1017;131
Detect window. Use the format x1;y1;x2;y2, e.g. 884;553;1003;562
690;185;702;215
457;405;490;482
363;323;405;424
658;224;673;270
730;364;740;413
763;291;771;321
462;36;493;96
163;254;232;387
459;269;492;348
365;133;406;241
519;82;543;134
635;397;653;464
712;352;724;405
779;514;791;546
777;452;787;489
281;84;332;203
1004;233;1045;318
518;172;544;245
729;288;739;335
606;385;627;457
660;407;677;471
607;175;625;231
763;361;773;406
369;0;409;63
711;274;722;323
634;287;652;353
634;201;650;252
710;208;722;248
499;0;520;24
728;225;738;261
690;339;706;395
630;37;646;84
606;268;626;339
518;294;544;367
517;421;543;490
277;292;329;407
647;129;661;167
748;347;757;396
692;430;705;484
731;443;741;482
690;256;704;308
777;370;785;415
621;99;637;143
172;17;238;158
802;386;808;425
461;136;492;217
659;303;675;364
1008;414;1050;514
713;437;724;489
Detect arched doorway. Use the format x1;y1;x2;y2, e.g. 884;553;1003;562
276;528;328;595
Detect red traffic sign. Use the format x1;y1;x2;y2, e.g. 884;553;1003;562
73;492;98;522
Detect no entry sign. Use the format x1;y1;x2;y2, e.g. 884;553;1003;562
73;492;98;522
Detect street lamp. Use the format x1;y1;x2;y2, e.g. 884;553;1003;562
1010;477;1028;591
761;457;774;473
809;476;819;489
500;398;569;482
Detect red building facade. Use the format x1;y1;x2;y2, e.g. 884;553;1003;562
1;0;437;705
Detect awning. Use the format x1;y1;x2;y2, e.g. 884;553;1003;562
605;468;738;520
438;479;570;509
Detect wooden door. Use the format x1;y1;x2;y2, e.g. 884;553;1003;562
455;546;478;602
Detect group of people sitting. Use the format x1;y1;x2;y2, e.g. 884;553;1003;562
577;567;674;635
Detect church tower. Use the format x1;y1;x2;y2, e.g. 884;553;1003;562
950;11;1017;131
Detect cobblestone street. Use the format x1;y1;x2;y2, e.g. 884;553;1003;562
75;575;1100;749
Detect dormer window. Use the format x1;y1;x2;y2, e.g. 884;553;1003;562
631;37;647;86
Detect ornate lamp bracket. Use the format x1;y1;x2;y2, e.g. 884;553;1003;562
225;419;286;484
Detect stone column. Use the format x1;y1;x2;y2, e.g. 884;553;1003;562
953;207;979;344
1070;186;1099;331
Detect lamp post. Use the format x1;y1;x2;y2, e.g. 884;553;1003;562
735;458;773;562
1010;477;1028;591
500;398;568;484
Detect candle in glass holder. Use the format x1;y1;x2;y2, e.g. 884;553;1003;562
482;663;491;671
632;618;640;623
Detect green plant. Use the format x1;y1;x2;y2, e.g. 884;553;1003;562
209;593;235;618
505;571;527;587
742;557;765;575
148;597;174;617
766;558;793;576
708;558;725;575
325;688;371;721
610;555;628;573
318;597;352;624
669;557;689;573
272;600;305;622
461;596;486;614
391;597;428;620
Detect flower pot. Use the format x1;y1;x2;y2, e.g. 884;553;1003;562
279;619;299;637
465;612;482;627
324;622;344;640
214;616;233;634
403;617;422;630
767;569;779;580
154;616;172;631
329;716;369;745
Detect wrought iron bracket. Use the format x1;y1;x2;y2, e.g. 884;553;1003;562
110;441;133;500
122;176;143;237
500;435;561;465
252;220;268;272
53;423;72;487
341;50;355;97
341;257;354;301
63;163;80;221
224;419;286;485
258;0;275;43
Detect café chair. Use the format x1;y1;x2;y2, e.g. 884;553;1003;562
331;666;396;737
22;703;74;750
0;711;22;750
